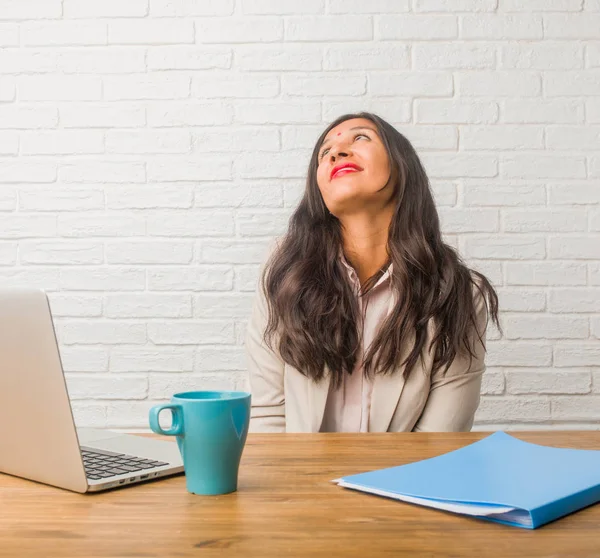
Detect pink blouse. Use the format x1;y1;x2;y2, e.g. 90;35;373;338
319;252;394;433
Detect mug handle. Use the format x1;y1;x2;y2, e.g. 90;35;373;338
149;404;184;436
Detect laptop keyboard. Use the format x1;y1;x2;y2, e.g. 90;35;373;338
81;446;169;480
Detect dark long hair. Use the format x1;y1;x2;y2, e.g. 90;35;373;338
259;112;500;389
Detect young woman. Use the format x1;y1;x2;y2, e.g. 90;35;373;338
245;112;500;433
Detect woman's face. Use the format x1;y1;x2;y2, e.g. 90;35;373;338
315;117;392;217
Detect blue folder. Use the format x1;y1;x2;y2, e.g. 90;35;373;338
334;432;600;529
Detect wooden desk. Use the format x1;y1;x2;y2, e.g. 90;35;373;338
1;432;599;557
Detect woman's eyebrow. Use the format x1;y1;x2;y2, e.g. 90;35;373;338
319;126;378;150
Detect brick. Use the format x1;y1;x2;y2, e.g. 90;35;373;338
476;397;551;423
438;209;499;233
554;343;600;366
195;182;283;208
58;215;146;237
147;156;231;181
497;288;547;312
588;43;600;67
413;44;496;69
415;100;498;124
147;101;232;127
0;268;60;289
487;341;553;367
501;155;585;178
192;127;279;153
463;181;545;206
106;294;191;318
60;161;145;184
503;209;586;232
234;100;320;124
0;131;17;155
595;370;600;392
592;156;600;178
150;0;234;16
64;0;149;17
544;71;600;96
389;127;454;152
106;130;191;154
19;187;104;211
146;210;234;237
430;182;457;206
192;74;278;98
106;185;193;209
147;267;233;291
21;131;104;155
481;370;505;395
324;45;407;71
323;99;411;124
104;75;190;100
148;46;231;70
503;315;588;339
238;45;321;71
19;76;102;101
21;22;107;46
106;241;193;264
282;73;365;97
506;369;591;395
546;126;600;149
0;107;57;129
457;71;541;97
587;210;600;232
369;72;452;96
65;374;148;401
0;78;15;101
0;215;56;238
506;262;587;286
71;403;106;427
199;240;272;264
0;187;15;210
235;265;260;292
549;236;600;259
500;43;583;69
549;288;600;313
285;16;372;41
193;294;254;318
242;0;325;13
57;49;146;74
502;0;582;10
0;51;54;74
110;347;195;372
461;126;544;150
148;320;234;344
108;19;194;44
464;235;546;260
20;241;103;265
197;17;283;43
50;295;104;318
419;153;498;178
0;24;18;46
377;15;457;39
148;372;243;400
0;0;61;19
501;99;583;123
195;347;246;372
591;263;600;286
0;242;16;265
234;149;311;179
60;268;145;291
543;14;600;38
460;15;542;39
57;321;146;345
550;184;600;205
60;347;109;373
415;0;497;10
237;210;292;237
552;396;600;420
60;104;145;128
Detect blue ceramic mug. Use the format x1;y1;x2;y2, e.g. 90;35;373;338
149;391;251;495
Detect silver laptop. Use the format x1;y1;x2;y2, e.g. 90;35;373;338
0;289;184;493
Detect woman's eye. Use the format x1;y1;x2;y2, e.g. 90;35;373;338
319;133;369;160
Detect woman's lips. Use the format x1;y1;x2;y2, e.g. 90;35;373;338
332;168;360;179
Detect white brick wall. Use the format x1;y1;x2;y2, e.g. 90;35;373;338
0;0;598;432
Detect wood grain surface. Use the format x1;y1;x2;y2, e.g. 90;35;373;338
1;432;600;558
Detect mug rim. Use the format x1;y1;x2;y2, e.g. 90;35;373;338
172;390;250;401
